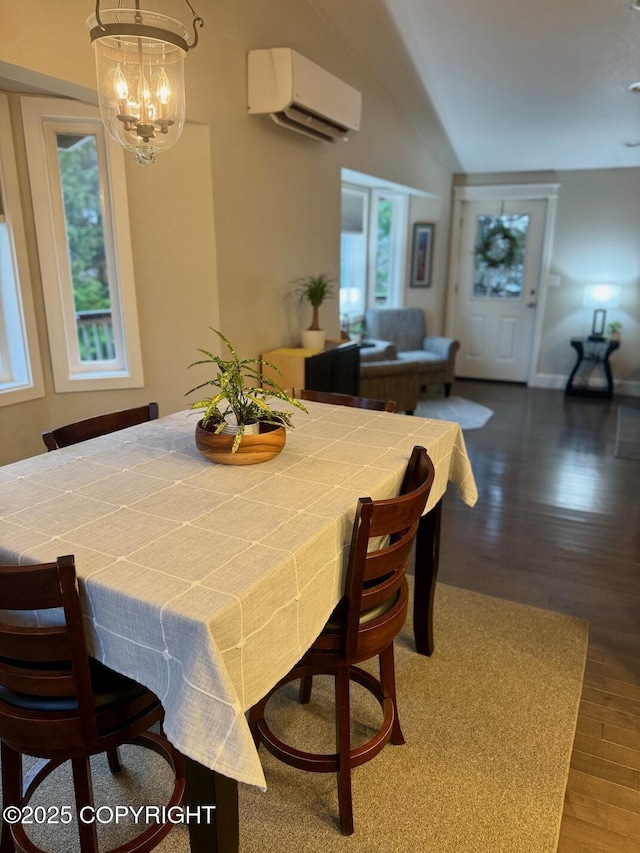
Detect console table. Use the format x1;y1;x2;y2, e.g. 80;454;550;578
262;341;360;395
565;337;620;399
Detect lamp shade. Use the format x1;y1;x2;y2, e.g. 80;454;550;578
87;8;190;165
583;284;620;309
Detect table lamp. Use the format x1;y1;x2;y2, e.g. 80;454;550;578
583;284;620;341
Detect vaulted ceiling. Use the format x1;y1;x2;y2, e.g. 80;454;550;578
379;0;640;173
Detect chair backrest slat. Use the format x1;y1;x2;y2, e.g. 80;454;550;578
42;403;159;451
0;661;76;696
0;562;64;609
0;625;71;663
295;389;395;413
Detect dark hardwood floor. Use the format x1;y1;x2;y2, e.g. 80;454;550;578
437;380;640;853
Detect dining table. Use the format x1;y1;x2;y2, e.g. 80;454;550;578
0;401;477;851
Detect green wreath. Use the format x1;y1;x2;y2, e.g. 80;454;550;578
476;224;521;269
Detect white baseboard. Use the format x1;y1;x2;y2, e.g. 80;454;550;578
530;373;640;397
529;374;567;390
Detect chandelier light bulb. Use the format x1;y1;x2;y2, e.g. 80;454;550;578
114;64;129;103
157;67;172;106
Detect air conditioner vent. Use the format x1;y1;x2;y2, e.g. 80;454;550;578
248;48;361;143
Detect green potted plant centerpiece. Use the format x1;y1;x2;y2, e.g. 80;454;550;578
187;328;307;465
290;273;335;351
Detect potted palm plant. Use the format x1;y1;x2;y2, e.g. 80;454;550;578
290;273;335;350
187;328;307;464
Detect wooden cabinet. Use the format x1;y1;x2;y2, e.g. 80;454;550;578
262;342;360;396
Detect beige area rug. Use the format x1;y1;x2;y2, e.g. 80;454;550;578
415;396;494;430
9;584;588;853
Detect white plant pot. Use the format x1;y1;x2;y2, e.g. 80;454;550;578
221;421;260;436
300;329;326;351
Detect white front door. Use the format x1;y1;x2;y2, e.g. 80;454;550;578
452;198;547;382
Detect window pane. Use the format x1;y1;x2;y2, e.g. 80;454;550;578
56;133;115;362
0;223;29;388
374;198;392;304
340;233;366;320
340;187;367;330
0;94;44;408
473;214;529;298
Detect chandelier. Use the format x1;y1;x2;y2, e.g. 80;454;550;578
87;1;204;165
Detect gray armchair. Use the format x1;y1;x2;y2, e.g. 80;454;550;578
364;307;460;397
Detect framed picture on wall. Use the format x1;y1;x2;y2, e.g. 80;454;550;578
410;223;434;288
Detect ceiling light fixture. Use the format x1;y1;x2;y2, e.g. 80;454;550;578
632;0;640;9
87;1;204;165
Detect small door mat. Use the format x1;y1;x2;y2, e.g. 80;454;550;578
615;405;640;460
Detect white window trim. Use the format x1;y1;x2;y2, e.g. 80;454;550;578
0;94;44;407
21;96;144;393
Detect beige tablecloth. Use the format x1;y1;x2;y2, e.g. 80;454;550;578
0;403;476;788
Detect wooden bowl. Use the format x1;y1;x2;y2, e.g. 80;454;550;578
195;420;286;465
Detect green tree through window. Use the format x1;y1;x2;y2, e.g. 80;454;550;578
58;134;110;311
57;134;114;360
375;199;392;301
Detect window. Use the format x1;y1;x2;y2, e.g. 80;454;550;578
21;97;143;392
473;213;529;298
339;183;408;332
369;190;407;308
0;95;44;406
340;187;368;322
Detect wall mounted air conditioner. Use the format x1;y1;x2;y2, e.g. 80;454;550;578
247;48;362;143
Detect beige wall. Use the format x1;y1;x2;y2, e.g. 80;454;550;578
454;169;640;391
0;0;457;463
543;169;640;385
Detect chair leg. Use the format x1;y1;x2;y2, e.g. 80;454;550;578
444;382;452;397
71;756;99;853
1;742;21;853
248;701;263;750
107;747;122;773
298;674;313;704
335;667;354;836
379;643;405;746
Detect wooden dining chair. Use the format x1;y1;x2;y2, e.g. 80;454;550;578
294;388;396;412
0;555;185;853
42;402;159;451
249;445;435;835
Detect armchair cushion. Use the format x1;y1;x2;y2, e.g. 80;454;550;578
359;340;398;362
